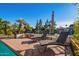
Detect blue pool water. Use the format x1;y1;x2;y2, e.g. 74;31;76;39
0;41;17;56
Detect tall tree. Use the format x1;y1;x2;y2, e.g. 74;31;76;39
44;20;50;33
39;19;43;34
44;20;49;29
49;21;56;34
35;20;39;33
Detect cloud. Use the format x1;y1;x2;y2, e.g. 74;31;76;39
56;20;74;28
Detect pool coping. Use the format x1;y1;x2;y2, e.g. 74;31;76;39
0;40;20;56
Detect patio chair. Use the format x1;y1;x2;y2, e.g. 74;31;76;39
39;31;70;56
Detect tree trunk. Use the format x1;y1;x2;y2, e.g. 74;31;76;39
13;32;17;39
17;23;21;34
14;34;17;38
4;24;7;35
24;26;28;33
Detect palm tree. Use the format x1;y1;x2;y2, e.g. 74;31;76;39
24;23;28;33
24;22;33;33
11;23;18;38
16;18;31;34
16;18;25;34
0;18;3;25
2;20;11;35
0;18;3;34
0;18;3;29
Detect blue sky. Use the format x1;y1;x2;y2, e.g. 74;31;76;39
0;3;76;28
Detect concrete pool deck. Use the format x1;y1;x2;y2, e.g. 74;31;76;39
1;38;39;55
1;38;72;56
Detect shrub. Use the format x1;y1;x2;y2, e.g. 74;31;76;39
0;30;3;34
73;18;79;40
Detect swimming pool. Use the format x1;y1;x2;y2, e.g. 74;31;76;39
0;41;17;56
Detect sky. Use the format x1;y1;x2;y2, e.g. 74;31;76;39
0;3;77;28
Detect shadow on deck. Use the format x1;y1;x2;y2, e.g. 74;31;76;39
21;44;72;56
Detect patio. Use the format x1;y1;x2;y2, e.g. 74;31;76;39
1;37;73;56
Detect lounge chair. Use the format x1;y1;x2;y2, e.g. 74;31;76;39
39;31;70;56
